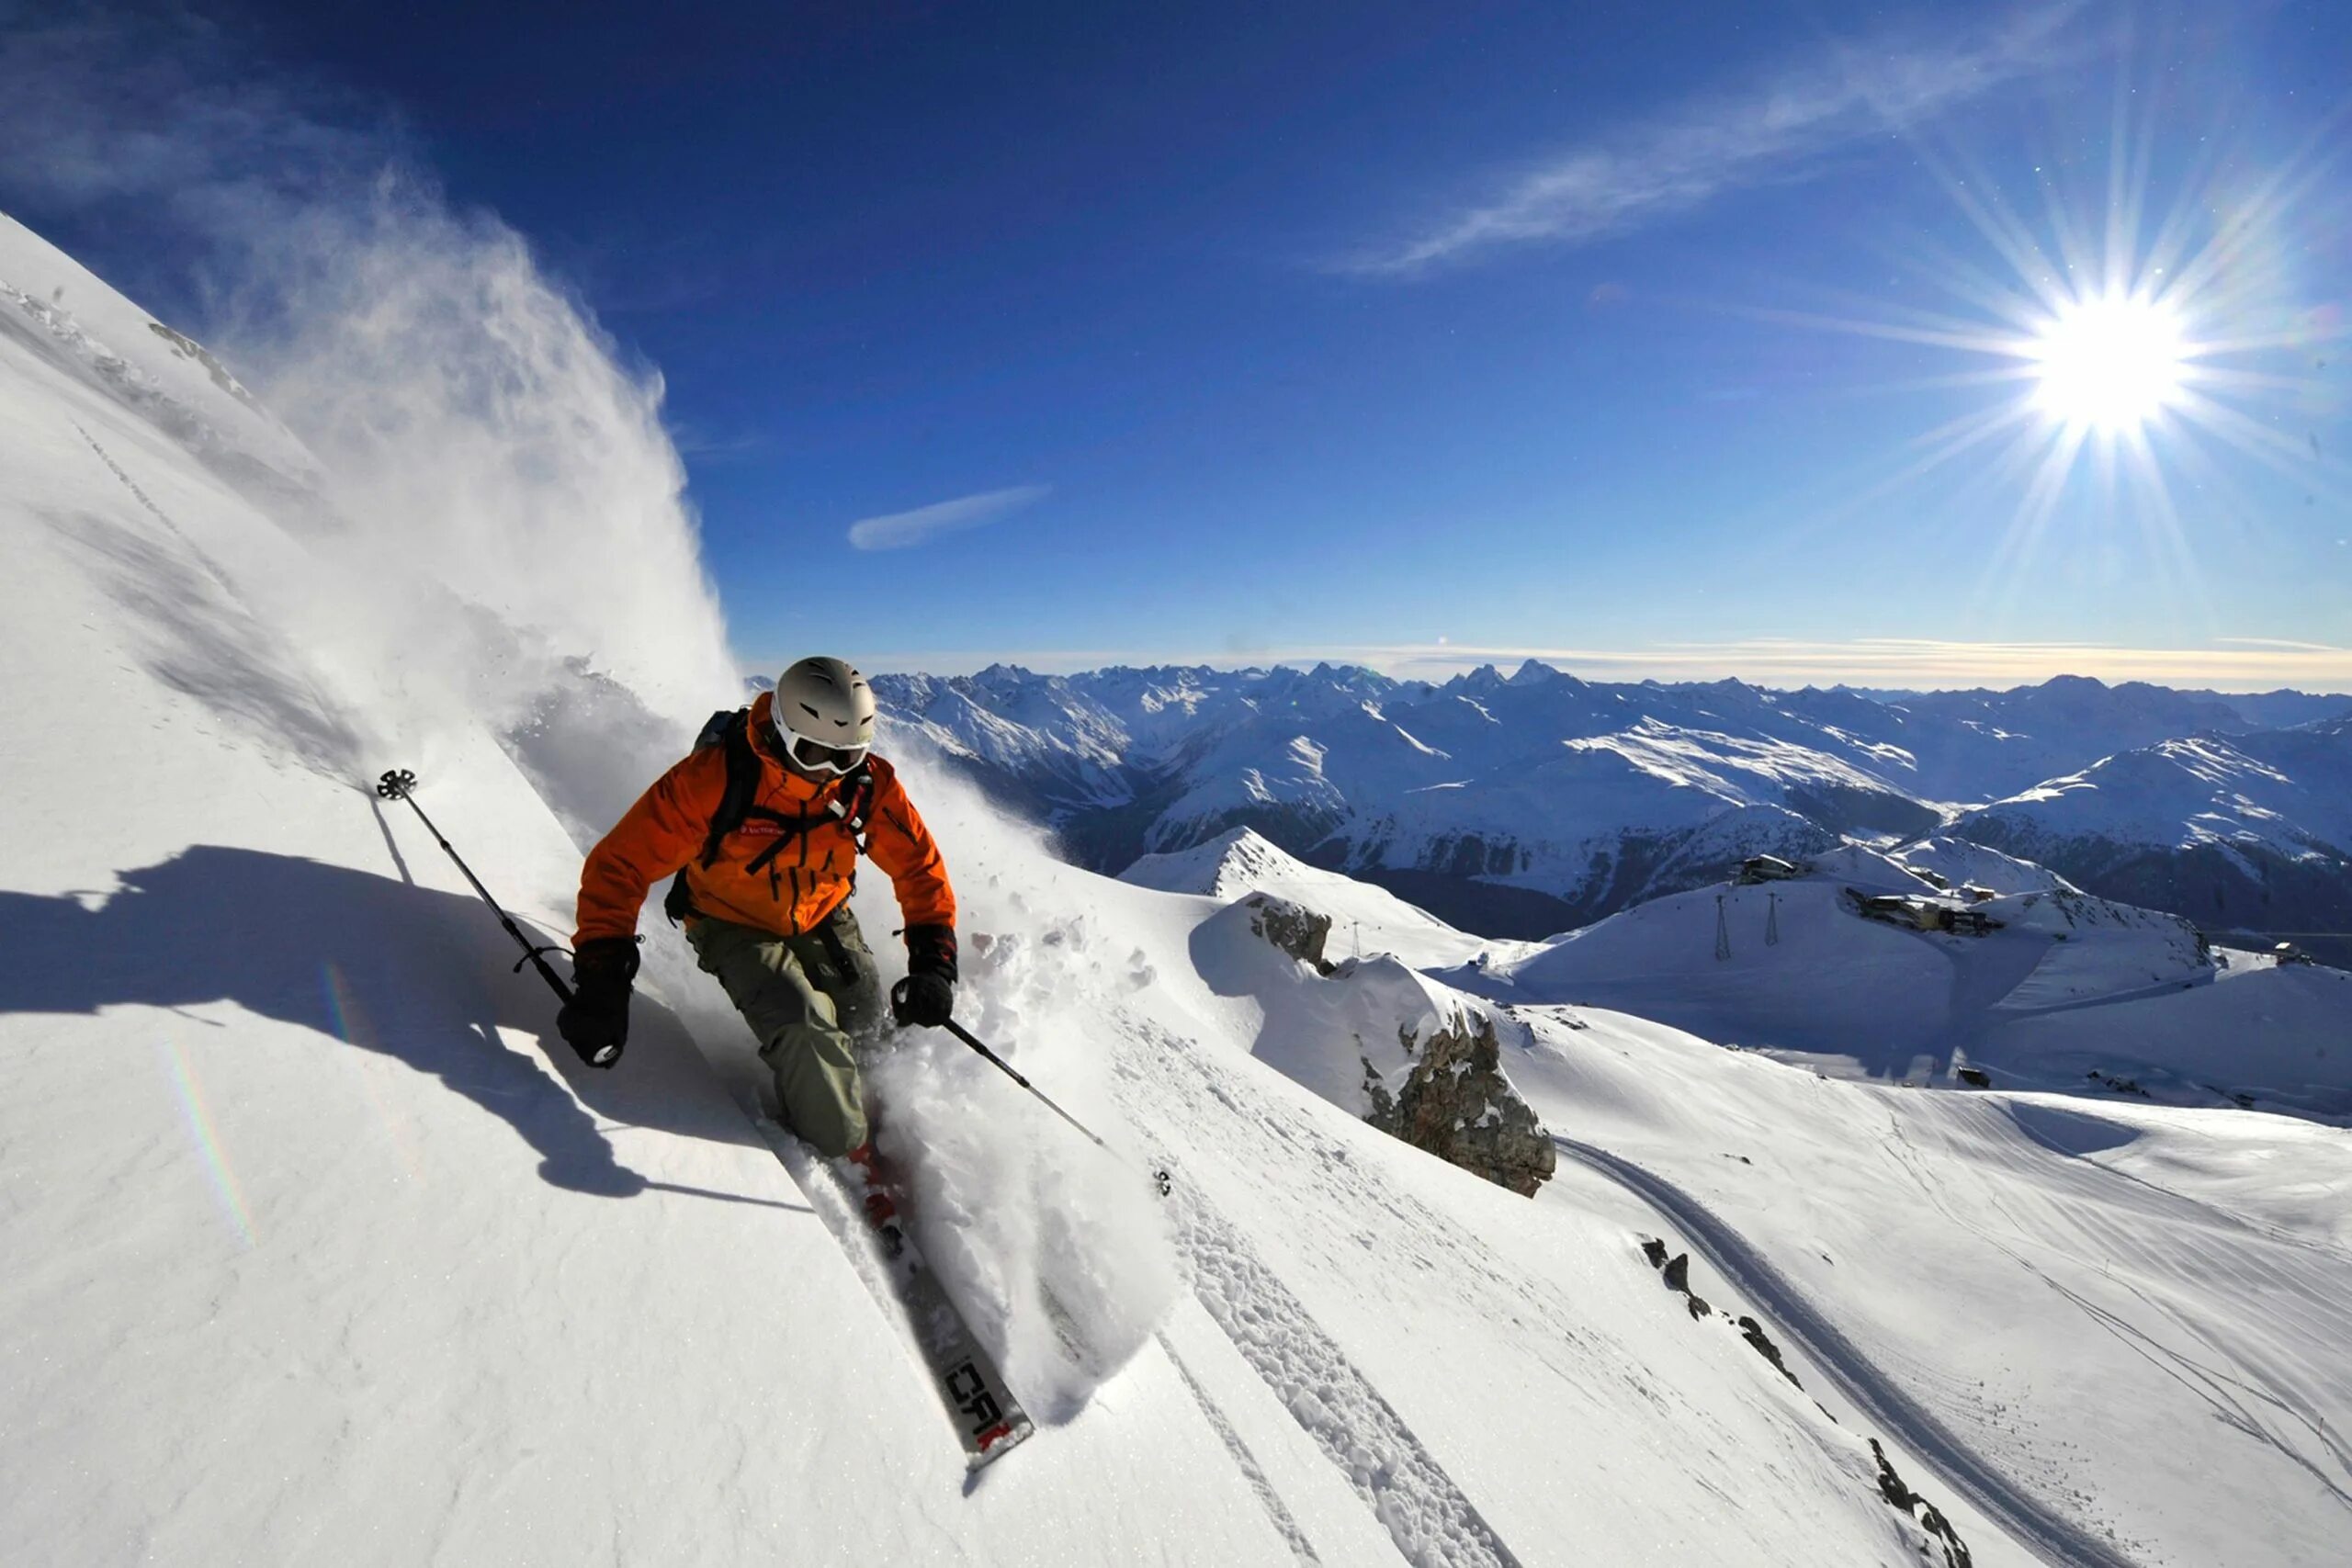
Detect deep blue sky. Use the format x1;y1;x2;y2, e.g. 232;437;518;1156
8;1;2350;685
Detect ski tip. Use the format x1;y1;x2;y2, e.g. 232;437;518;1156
967;1416;1036;1470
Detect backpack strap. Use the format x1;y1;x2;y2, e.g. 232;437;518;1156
834;763;876;845
664;707;759;925
665;742;876;924
698;712;765;869
739;761;874;877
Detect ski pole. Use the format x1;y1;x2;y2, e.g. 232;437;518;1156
900;988;1170;1195
375;770;601;1055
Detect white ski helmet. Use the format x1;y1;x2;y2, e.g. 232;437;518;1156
770;656;876;775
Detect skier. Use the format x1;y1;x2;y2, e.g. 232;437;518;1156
556;656;957;1162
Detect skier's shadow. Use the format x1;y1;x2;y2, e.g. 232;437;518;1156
0;843;797;1207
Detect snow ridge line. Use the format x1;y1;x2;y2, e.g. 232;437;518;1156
1159;1171;1523;1568
1551;1134;2144;1568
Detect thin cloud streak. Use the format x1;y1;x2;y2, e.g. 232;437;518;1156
1340;5;2085;276
844;637;2352;694
2215;637;2349;654
845;484;1051;551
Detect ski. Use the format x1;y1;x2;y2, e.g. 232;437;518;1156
756;1122;1035;1468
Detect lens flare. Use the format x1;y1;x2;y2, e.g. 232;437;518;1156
1738;82;2348;604
158;1037;256;1248
2029;295;2188;432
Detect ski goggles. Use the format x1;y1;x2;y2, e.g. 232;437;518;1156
784;732;868;776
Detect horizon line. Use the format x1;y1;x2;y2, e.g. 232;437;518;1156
749;638;2352;697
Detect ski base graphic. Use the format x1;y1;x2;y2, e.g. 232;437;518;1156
860;1198;1035;1466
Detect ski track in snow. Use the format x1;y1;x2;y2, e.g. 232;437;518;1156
1163;1180;1525;1568
1550;1134;2146;1568
1109;1021;1525;1568
1156;1330;1326;1565
753;1015;1507;1566
1878;1110;2352;1517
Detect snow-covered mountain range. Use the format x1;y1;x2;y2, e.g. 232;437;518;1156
875;664;2352;952
10;203;2352;1568
1951;718;2352;964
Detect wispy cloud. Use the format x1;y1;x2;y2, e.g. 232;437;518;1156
2214;637;2349;654
845;484;1051;551
1339;5;2085;276
836;637;2352;694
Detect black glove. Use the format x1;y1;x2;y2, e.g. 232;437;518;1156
558;937;639;1068
892;923;957;1029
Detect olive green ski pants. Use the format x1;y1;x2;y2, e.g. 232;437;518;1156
686;908;883;1157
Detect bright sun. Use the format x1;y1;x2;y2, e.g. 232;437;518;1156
1769;98;2349;573
2028;294;2188;433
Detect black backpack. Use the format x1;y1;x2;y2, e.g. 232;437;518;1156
662;707;876;924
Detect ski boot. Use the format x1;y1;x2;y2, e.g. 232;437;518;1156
839;1140;906;1235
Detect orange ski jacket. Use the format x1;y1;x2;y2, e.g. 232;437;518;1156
573;692;956;946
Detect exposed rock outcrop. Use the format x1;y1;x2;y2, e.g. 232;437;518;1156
1870;1440;1973;1568
1656;1248;1712;1318
1362;1008;1558;1197
1737;1315;1801;1388
1639;1237;1970;1568
1233;892;1554;1195
1243;893;1335;974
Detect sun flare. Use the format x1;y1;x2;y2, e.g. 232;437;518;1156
1755;80;2351;591
2028;295;2188;433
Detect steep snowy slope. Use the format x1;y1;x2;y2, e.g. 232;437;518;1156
1128;852;2352;1568
0;214;317;489
850;783;1985;1566
0;213;1308;1565
6;210;2041;1567
1890;836;2077;897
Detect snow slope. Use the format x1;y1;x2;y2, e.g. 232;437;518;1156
1514;1007;2352;1568
1119;844;2352;1567
1891;836;2078;897
1450;847;2352;1120
1961;725;2352;864
1951;723;2352;964
5;209;2038;1567
0;211;1285;1564
0;214;317;488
